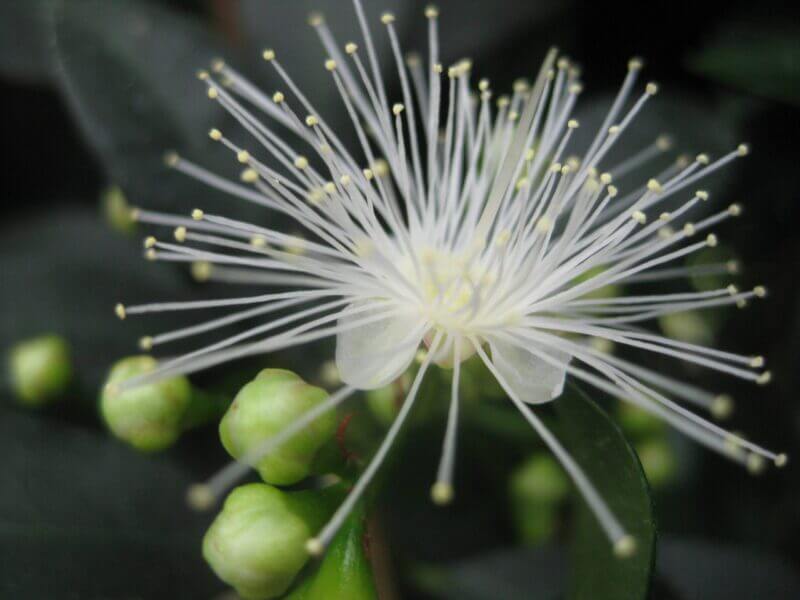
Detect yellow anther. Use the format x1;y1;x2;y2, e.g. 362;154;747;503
392;103;405;116
139;336;153;351
425;5;439;19
753;286;767;298
305;538;324;557
145;248;157;261
237;150;250;164
240;168;259;183
711;394;734;420
433;63;443;74
294;156;309;170
659;212;671;222
187;484;216;512
250;236;267;248
196;70;209;80
381;12;395;24
600;172;612;185
608;125;620;135
750;356;765;368
191;261;212;282
647;178;662;193
174;227;187;242
262;49;275;61
557;57;570;70
192;209;204;221
569;83;583;94
211;58;225;73
696;153;710;165
272;91;284;104
706;233;718;247
683;223;696;236
513;78;530;93
656;134;672;151
345;42;358;55
646;82;659;95
747;453;766;474
632;211;647;225
206;87;218;99
163;151;180;167
144;236;157;249
324;182;337;195
209;128;222;141
607;185;618;198
628;57;644;71
696;190;709;201
430;482;454;506
568;119;580;129
737;143;750;156
363;168;374;180
115;303;126;320
756;371;772;385
614;536;637;559
305;115;319;127
325;59;337;71
728;204;742;217
774;454;788;468
307;12;324;26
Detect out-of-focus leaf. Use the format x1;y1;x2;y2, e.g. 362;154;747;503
413;538;800;600
0;209;198;391
0;0;54;85
0;407;224;598
411;545;565;600
51;0;244;214
556;390;656;600
657;537;800;600
689;27;800;106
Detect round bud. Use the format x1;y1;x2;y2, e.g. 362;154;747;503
203;483;335;599
100;356;192;452
8;335;72;407
636;439;677;489
219;369;336;485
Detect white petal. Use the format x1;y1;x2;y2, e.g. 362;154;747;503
490;338;570;404
335;302;425;390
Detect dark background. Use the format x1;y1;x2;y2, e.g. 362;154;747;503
1;0;798;598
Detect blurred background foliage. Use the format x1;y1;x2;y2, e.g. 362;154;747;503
1;0;799;598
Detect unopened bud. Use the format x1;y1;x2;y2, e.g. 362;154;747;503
8;335;72;407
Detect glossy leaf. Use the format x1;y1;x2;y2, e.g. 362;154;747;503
0;407;224;598
556;390;656;600
51;0;243;214
689;27;800;106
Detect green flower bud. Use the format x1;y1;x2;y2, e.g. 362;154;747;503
637;439;677;488
100;356;191;452
203;483;338;600
8;335;72;407
219;369;336;486
509;455;569;544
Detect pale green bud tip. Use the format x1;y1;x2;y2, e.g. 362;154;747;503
614;535;637;559
220;369;336;486
430;482;454;506
203;484;316;598
8;335;72;407
100;356;192;452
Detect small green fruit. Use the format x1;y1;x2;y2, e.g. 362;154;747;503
100;356;191;452
219;369;336;486
203;483;336;600
8;335;72;407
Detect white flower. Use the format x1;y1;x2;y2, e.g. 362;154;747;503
115;1;786;557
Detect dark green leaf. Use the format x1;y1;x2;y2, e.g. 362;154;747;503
689;27;800;106
411;545;565;600
51;0;245;214
0;0;54;85
556;390;656;600
0;209;199;391
0;407;224;599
